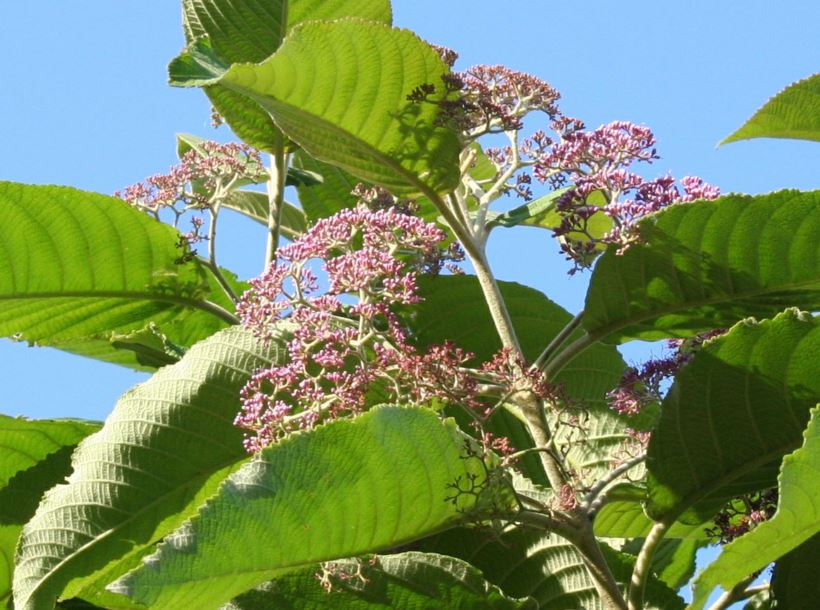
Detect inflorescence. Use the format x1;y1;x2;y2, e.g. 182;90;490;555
235;196;553;452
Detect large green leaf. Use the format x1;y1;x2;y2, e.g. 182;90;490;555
0;418;100;610
722;73;820;144
12;326;286;610
690;408;820;608
413;275;628;486
112;407;493;610
223;552;533;609
181;0;392;152
646;310;820;523
0;182;238;370
171;20;462;196
420;527;683;609
582;190;820;344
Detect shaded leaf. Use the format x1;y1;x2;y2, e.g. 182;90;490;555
770;532;820;608
583;190;820;343
722;73;820;144
0;182;238;370
647;310;820;522
223;552;533;609
171;20;462;196
690;408;820;608
112;407;495;610
12;327;286;610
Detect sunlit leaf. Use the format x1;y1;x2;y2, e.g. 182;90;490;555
583;190;820;343
0;182;238;370
722;73;820;144
112;407;495;610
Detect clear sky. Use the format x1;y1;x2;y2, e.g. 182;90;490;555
0;2;818;603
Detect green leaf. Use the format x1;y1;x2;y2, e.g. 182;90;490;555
420;527;683;609
690;408;820;608
0;418;100;610
646;310;820;523
223;552;533;609
171;20;462;196
583;190;820;343
413;275;628;485
0;416;98;488
770;533;820;608
112;407;493;610
291;150;361;222
12;326;286;610
0;182;238;370
181;0;392;152
109;323;185;368
221;189;307;241
722;73;820;144
486;188;570;230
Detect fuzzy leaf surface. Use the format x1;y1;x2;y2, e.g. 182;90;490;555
646;310;820;522
583;190;820;343
171;20;462;195
12;327;285;610
113;407;492;610
222;552;532;609
0;182;237;370
722;73;820;144
689;409;820;608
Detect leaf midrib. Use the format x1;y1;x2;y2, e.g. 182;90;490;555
0;290;236;325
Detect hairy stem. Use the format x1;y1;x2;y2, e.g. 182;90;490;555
265;139;288;268
628;519;670;610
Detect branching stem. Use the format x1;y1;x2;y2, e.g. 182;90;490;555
203;203;239;304
582;455;646;513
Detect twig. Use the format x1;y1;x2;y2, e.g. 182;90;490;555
533;310;585;370
203;203;239;303
541;332;596;379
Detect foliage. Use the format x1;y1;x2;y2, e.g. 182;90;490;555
2;3;818;609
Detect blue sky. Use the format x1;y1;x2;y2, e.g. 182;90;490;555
0;2;818;604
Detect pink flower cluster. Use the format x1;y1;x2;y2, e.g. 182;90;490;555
235;204;487;451
607;329;726;416
532;120;720;270
116;141;265;216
